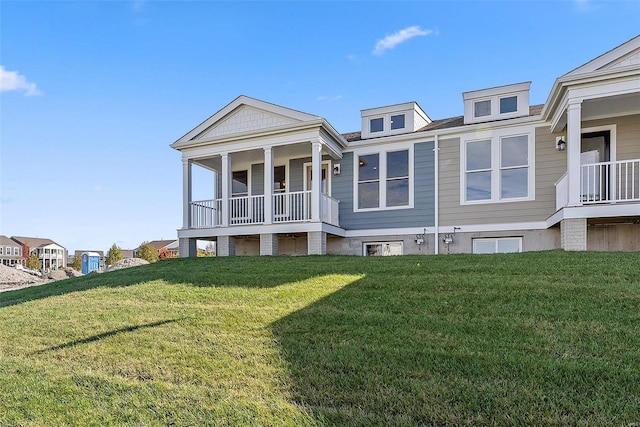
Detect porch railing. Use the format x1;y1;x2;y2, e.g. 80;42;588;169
555;159;640;210
189;191;339;228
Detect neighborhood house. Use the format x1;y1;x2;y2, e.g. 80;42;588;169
172;36;640;256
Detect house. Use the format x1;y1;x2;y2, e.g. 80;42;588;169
11;236;68;269
0;235;25;266
134;240;179;258
171;36;640;256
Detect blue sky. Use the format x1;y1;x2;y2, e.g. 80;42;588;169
1;1;639;253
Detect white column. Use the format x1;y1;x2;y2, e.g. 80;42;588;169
311;140;322;221
182;158;192;229
221;153;231;227
264;147;274;224
567;101;582;207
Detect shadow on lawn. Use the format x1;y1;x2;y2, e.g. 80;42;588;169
0;256;350;309
32;318;182;355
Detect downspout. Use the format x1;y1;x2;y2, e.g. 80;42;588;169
434;134;439;255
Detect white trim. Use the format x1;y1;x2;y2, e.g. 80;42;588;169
363;241;404;256
343;221;549;237
353;143;415;212
546;204;640;227
460;125;536;205
581;124;617;163
303;160;332;196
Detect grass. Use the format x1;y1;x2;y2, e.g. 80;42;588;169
0;251;639;426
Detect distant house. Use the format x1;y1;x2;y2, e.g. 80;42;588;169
0;235;25;266
172;36;640;256
120;249;135;259
11;236;67;269
134;240;179;258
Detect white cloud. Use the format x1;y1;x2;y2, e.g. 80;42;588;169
0;66;42;96
372;26;433;56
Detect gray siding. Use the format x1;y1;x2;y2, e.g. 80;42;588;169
337;141;435;230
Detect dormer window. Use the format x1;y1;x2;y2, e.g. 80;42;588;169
390;114;405;130
370;118;384;133
360;102;430;139
463;82;531;125
499;96;518;114
474;100;491;118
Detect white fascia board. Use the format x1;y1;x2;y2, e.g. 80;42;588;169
547;204;640;226
178;222;346;238
171;95;321;147
462;82;531;100
345;221;550;237
361;102;420;117
563;35;640;76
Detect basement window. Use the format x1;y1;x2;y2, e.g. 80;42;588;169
364;242;403;256
473;237;522;254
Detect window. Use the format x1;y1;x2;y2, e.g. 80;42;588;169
13;247;20;256
500;96;517;114
466;140;492;201
0;247;3;255
356;148;412;210
232;170;248;196
364;242;403;256
386;150;409;206
463;130;533;204
390;114;405;130
500;135;528;199
473;237;522;254
370;118;384;133
474;100;491;117
5;247;10;256
358;154;380;209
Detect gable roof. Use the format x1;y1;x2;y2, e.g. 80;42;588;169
171;95;323;148
11;236;66;250
142;240;179;250
564;35;640;77
0;235;21;247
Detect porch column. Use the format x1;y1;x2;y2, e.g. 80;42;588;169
182;158;192;229
264;147;274;224
221;153;231;227
311;140;322;221
561;218;587;251
567;100;582;207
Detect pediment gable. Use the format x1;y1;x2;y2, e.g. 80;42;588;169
172;95;321;147
564;35;640;77
197;105;299;140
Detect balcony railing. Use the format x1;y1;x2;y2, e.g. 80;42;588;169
556;159;640;210
189;191;339;228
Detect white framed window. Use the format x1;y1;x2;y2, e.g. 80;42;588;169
473;237;522;254
364;241;403;256
500;96;518;114
461;127;534;204
354;146;413;211
232;170;249;197
5;247;10;255
370;118;384;133
474;100;491;118
390;114;405;130
13;247;20;256
0;247;3;255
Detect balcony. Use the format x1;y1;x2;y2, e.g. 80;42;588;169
556;159;640;210
190;191;340;229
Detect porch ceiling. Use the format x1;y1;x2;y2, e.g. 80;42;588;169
192;142;333;171
552;92;640;132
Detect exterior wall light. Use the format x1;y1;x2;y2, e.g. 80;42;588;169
556;136;566;151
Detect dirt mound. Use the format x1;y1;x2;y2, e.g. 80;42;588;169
0;263;45;292
105;258;150;272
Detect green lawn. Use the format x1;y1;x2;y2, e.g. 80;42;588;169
1;252;639;426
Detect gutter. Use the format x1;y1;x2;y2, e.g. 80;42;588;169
434;134;439;255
